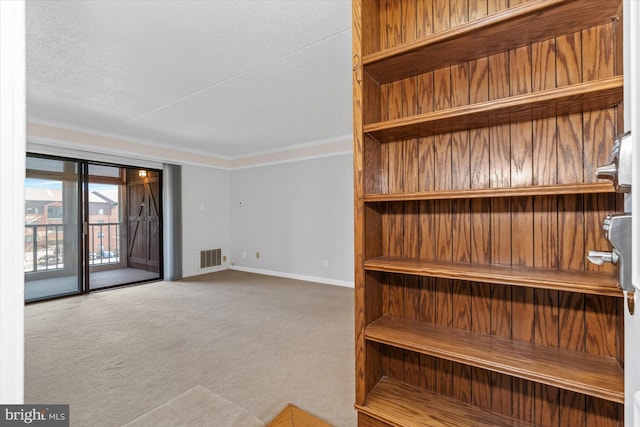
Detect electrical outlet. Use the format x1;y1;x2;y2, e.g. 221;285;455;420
323;259;329;268
242;251;247;258
256;252;260;259
223;255;227;262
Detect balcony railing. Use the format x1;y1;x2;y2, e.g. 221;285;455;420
89;223;120;265
24;223;64;272
24;222;121;273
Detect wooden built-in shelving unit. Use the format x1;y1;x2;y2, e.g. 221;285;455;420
357;378;536;427
364;257;621;297
363;0;622;82
353;0;625;425
364;76;623;142
366;316;624;403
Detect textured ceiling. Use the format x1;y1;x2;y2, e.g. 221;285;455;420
26;0;353;159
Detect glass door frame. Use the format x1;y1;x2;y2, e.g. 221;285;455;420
25;153;164;302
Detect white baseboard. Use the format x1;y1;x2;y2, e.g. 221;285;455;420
229;265;354;288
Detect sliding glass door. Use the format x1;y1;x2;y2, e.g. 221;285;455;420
24;156;82;301
24;154;163;301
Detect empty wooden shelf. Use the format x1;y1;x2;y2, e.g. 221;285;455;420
364;77;622;142
363;0;622;83
353;0;625;425
356;378;535;427
364;182;615;201
364;257;621;297
366;316;623;403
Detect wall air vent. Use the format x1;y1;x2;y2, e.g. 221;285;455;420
200;248;222;269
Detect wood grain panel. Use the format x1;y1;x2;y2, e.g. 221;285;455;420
555;32;583;188
583;23;614;82
532;38;557;186
471;281;492;411
387;203;404;257
419;201;436;259
420;277;437;393
451;61;470;189
487;0;509;16
585;397;619;427
488;51;511;189
491;198;511;266
533;196;558;269
435;278;454;397
404;277;421;387
468;0;488;21
433;0;450;33
559;390;586;427
559;291;586;352
583;109;614;184
509;45;533;188
417;72;435;192
512;285;534;342
364;136;382;195
434;133;452;190
436;200;453;261
534;384;560;427
470;198;491;264
379;0;388;51
434;66;452;198
415;0;434;38
365;338;385;393
585;295;617;358
491;282;512;416
364;72;382;126
513;378;534;424
490;370;513;417
358;412;391;427
453;199;471;262
402;77;419;193
511;197;533;268
417;71;434;114
401;0;417;44
534;289;559;347
468;46;490;377
403;202;420;259
450;0;467;28
359;0;380;56
418;136;436;192
557;195;584;270
556;33;582;87
386;0;402;49
469;59;490;190
452;281;472;401
388;82;404;194
556;114;583;185
365;270;386;324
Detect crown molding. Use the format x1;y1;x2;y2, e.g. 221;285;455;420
229;134;353;169
27;122;353;170
27;122;231;169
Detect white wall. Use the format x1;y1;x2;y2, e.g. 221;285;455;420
181;164;231;278
625;1;640;425
0;0;25;403
230;153;354;286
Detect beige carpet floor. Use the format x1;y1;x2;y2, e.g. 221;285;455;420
122;386;263;427
25;270;356;427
